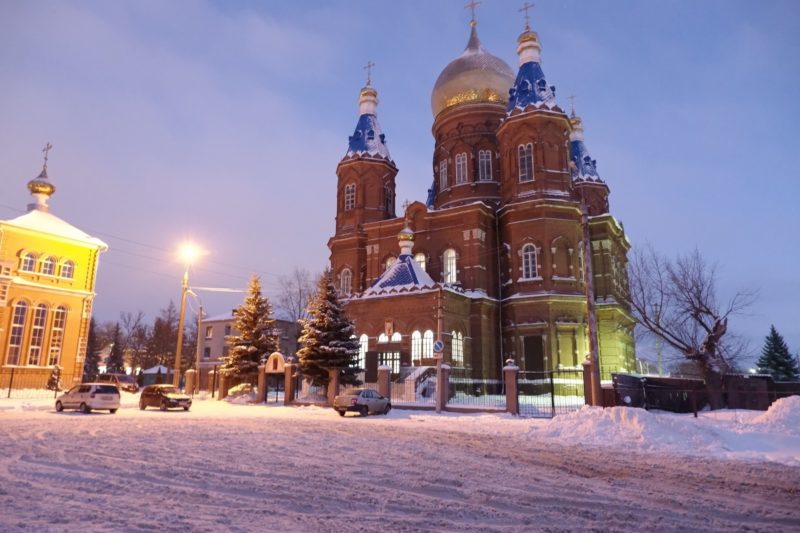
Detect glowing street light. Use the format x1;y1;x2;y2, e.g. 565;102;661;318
173;242;204;387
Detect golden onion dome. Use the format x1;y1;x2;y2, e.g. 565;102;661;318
398;224;414;241
27;168;55;197
431;26;515;118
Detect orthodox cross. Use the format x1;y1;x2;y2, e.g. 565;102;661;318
41;142;53;170
363;61;375;86
465;0;481;25
568;95;577;116
402;199;411;212
518;2;534;30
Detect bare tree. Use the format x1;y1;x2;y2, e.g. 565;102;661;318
276;267;315;322
624;246;756;408
121;311;148;371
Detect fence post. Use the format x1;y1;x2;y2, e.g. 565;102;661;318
257;365;267;403
185;369;196;396
503;360;519;415
327;368;341;407
377;365;391;400
436;364;450;413
549;370;556;417
8;367;15;398
211;366;217;398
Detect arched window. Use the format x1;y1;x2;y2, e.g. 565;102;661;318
443;248;457;284
6;301;28;365
42;256;57;276
451;331;464;366
48;306;67;366
411;331;422;363
522;244;538;279
344;183;356;211
422;330;434;358
385;256;396;271
518;143;533;182
413;253;426;271
20;253;36;272
358;334;368;370
27;304;48;366
390;332;401;342
340;268;352;297
478;150;492;181
439;159;448;190
384;185;394;216
60;260;75;279
455;152;468;184
378;333;389;343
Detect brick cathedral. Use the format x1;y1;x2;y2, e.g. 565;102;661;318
328;16;635;382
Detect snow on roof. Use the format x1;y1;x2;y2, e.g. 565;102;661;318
570;139;603;183
203;311;235;323
506;61;557;112
346;113;392;160
2;209;107;249
360;254;437;298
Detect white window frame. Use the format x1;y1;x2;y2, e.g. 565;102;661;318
42;256;57;276
478;150;492;181
455;152;468;184
344;183;356;211
60;260;74;279
358;334;368;369
47;306;66;366
378;333;389;343
439;159;448;190
422;330;434;358
27;304;48;366
21;253;36;272
411;331;422;363
7;301;28;365
451;331;464;366
522;244;538;279
518;143;534;182
413;253;426;271
340;268;352;296
390;332;401;342
443;248;457;284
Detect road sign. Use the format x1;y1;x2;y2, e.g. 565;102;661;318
433;340;444;353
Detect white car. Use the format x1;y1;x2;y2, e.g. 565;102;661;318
55;383;121;414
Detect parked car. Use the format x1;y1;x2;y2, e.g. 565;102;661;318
55;383;121;414
333;388;391;417
139;384;192;411
97;373;139;393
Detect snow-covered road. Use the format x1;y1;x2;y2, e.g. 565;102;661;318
2;399;799;531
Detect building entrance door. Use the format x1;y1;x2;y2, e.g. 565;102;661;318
523;336;545;372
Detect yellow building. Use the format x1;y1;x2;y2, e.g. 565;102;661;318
0;155;107;389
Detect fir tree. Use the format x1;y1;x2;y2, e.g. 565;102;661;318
297;269;361;388
83;317;101;381
106;322;125;373
756;325;799;381
221;275;279;377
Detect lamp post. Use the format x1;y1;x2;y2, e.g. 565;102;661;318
173;243;201;387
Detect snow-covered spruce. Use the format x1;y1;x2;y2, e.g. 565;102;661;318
221;275;278;377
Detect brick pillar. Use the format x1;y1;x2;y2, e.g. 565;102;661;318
582;359;595;406
327;368;341;407
218;373;229;401
436;364;450;413
377;365;391;399
503;361;519;415
184;369;196;396
257;365;267;403
284;363;296;405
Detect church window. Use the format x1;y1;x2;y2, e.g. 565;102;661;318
42;256;57;276
391;332;401;342
455;153;468;184
340;268;352;296
414;253;426;271
27;304;48;366
522;244;538;279
552;240;571;278
451;331;464;366
411;331;422;363
20;253;36;272
60;260;74;279
439;160;448;190
518;143;534;182
344;183;356;211
385;256;396;271
378;351;400;374
378;333;389;343
422;330;434;358
478;150;492;181
384;185;394;215
48;306;67;366
358;334;368;369
443;248;457;284
6;301;28;365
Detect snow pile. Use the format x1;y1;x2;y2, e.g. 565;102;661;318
224;383;258;405
533;406;720;453
747;395;800;436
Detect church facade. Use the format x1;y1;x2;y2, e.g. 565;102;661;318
328;18;635;382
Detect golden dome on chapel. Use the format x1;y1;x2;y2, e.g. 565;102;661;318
431;25;515;118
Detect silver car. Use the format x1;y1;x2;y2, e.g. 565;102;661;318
333;388;391;417
56;383;121;414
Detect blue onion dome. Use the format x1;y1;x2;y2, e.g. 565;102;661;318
431;25;515;118
507;26;557;112
569;112;602;182
346;85;391;160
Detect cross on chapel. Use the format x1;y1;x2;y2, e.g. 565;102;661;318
519;2;534;30
465;0;481;26
41;142;53;170
363;61;375;86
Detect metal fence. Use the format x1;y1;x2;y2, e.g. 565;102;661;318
0;367;80;399
518;369;585;418
447;367;505;410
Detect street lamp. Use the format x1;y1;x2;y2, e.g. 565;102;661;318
173;243;203;387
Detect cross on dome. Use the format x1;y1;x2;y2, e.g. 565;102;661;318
41;142;53;171
464;0;481;27
519;2;534;30
363;60;375;86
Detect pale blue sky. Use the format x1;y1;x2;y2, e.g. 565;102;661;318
1;0;798;364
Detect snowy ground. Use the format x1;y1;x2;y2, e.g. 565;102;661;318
1;395;799;531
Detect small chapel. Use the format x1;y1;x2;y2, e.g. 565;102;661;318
328;10;635;383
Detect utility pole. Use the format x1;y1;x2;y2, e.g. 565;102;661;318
173;269;189;387
194;301;204;391
581;202;602;406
